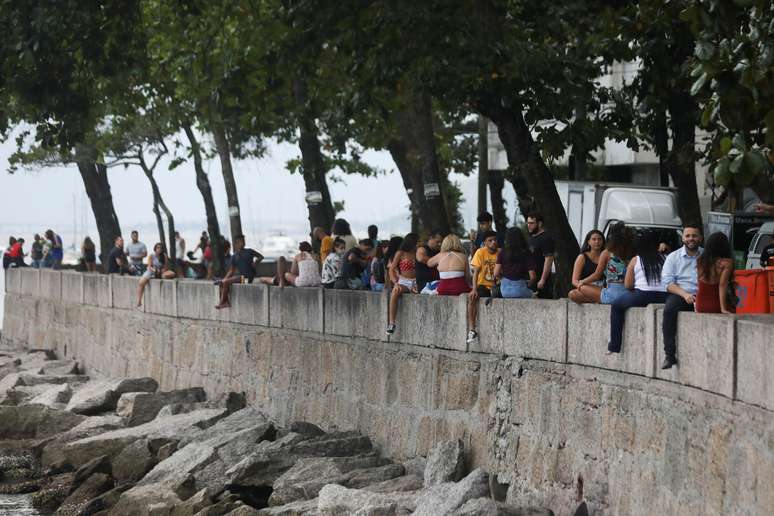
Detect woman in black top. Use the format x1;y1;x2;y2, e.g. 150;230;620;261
568;229;605;304
82;237;97;272
495;227;537;298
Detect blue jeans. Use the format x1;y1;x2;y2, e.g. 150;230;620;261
600;282;627;304
609;289;667;352
500;278;533;298
31;259;42;269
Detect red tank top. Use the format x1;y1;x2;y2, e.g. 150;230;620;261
695;279;722;313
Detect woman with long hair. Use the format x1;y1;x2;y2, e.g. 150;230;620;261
494;227;536;298
332;218;358;251
136;243;176;307
695;232;735;314
607;229;668;353
577;222;633;304
568;230;605;304
427;234;470;296
383;236;403;291
386;233;419;335
82;237;97;272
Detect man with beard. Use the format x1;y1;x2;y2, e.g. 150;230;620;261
416;229;443;293
526;213;555;299
660;224;703;369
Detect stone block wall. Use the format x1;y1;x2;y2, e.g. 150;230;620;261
3;268;774;516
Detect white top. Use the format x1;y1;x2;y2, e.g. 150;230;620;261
295;252;321;287
439;270;464;279
634;256;666;292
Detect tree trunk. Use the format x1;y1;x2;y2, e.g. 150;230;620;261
487;170;508;232
75;151;121;269
666;93;703;226
389;91;452;236
183;124;224;275
478;101;580;297
211;123;243;242
139;157;176;260
294;80;336;234
387;140;422;234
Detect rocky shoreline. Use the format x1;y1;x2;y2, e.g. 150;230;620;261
0;349;552;516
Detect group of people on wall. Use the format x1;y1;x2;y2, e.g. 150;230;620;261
2;231;65;270
7;205;770;371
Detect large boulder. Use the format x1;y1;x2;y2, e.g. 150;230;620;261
66;377;159;416
0;405;86;440
112;439;157;485
1;384;54;405
116;387;207;426
453;497;498;516
268;455;387;506
226;431;373;488
363;475;424;494
36;359;80;376
17;373;89;387
413;468;490;516
256;499;318;515
343;464;406;489
55;472;114;516
424;439;465;487
48;408;228;468
26;383;73;409
317;484;417;515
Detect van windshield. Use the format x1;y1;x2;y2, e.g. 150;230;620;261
606;225;682;254
755;234;773;254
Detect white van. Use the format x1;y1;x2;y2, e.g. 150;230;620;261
745;221;774;269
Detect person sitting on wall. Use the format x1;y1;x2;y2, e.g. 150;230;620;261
495;227;536;299
576;222;634;305
277;241;322;288
386;233;419;335
466;230;500;344
427;234;470;296
319;237;346;288
695;232;735;314
568;230;605;304
416;229;443;294
607;229;667;354
660;224;703;369
136;243;177;308
108;236;129;274
125;230;148;276
335;238;373;290
215;235;263;309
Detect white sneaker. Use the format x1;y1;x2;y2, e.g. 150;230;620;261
466;330;478;344
385;324;396;335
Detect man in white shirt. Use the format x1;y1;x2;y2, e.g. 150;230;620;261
660;225;703;369
125;230;148;276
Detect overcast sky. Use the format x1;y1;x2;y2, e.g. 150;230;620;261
0;130;514;248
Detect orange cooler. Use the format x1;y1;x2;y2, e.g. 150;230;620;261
768;266;774;314
735;269;771;314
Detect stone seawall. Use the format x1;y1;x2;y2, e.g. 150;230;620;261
3;268;774;515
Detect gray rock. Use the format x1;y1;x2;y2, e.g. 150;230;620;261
112;439;157;485
317;484;416;515
77;483;134;515
0;454;32;472
344;464;406;489
363;475;424;494
70;455;111;494
257;498;319;515
17;373;89;387
0;404;86;440
26;383;73;408
287;421;325;437
424;439;465;487
226;431;372;487
169;488;213;516
453;497;498;516
226;506;263;516
55;472;113;516
401;457;427;478
413;468;490;516
158;391;246;419
36;359;80;376
51;408;227;468
69;415;127;433
177;408;271;449
116;388;207;426
66;377;159;416
494;506;554;516
157;441;178;461
1;384;52;405
107;483;183;516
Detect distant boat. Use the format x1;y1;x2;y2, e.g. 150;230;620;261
259;233;297;260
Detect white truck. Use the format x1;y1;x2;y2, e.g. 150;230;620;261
554;181;683;248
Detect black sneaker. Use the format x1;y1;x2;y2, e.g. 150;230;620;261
466;330;478;344
385;324;396;335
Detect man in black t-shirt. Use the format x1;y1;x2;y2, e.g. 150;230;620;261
216;235;263;309
335;239;373;290
416;229;443;292
527;212;555;299
107;236;127;274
